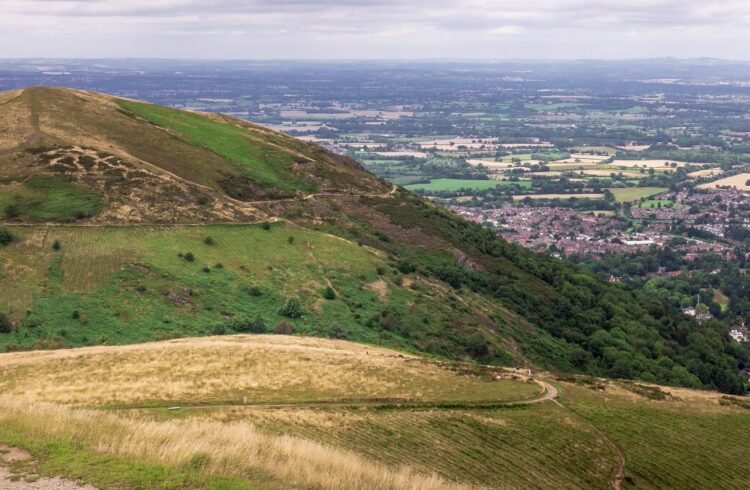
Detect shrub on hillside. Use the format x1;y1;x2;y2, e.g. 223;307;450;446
229;315;267;333
323;286;336;300
183;252;195;262
328;324;348;339
274;321;295;335
204;236;215;245
462;331;492;360
247;286;262;297
0;228;14;246
0;314;12;333
278;297;303;319
4;204;20;220
52;240;61;251
396;260;416;274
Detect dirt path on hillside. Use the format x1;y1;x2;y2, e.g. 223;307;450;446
0;468;96;490
546;386;625;490
0;445;96;489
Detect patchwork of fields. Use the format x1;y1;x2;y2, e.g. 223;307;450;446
405;178;531;192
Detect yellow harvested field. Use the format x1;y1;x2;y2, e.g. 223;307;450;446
688;169;724;179
527;171;563;177
548;160;599;167
616;144;650;151
610;159;687;168
698;173;750;191
576;169;641;177
373;151;428;158
569;154;610;162
512;193;604;200
466;159;513;169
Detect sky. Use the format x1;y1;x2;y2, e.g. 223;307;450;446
1;0;749;59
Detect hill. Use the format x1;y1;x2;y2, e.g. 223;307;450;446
0;335;748;489
0;86;747;394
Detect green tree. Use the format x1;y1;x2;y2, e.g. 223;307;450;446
278;297;303;319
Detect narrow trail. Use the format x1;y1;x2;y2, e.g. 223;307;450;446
111;375;558;413
546;383;625;490
0;185;400;228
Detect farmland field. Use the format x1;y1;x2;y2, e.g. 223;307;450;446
609;187;668;202
609;160;687;169
698;173;750;190
512;193;604;201
466;159;514;169
687;169;724;179
405;179;531;192
574;146;617;155
637;199;679;209
573;169;643;178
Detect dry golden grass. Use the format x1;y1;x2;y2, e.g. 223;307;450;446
687;169;723;179
0;335;546;489
0;90;33;152
698;173;750;190
0;396;470;490
0;335;540;407
364;278;389;300
609;159;687;169
466;159;513;169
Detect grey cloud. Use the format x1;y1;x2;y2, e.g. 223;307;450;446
1;0;749;58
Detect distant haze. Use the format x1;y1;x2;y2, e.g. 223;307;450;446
2;0;750;59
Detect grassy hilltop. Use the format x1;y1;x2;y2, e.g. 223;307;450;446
0;86;746;396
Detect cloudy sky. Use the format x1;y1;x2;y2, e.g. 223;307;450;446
1;0;748;59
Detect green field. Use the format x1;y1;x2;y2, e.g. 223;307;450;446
405;179;532;192
574;146;618;155
500;153;532;162
609;187;668;202
116;100;313;194
0;175;102;221
525;102;581;112
637;199;680;209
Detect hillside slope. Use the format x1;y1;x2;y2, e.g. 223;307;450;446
0;335;748;489
0;86;746;394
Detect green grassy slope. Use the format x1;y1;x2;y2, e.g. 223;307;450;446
0;223;515;364
0;175;102;221
116;100;313;195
